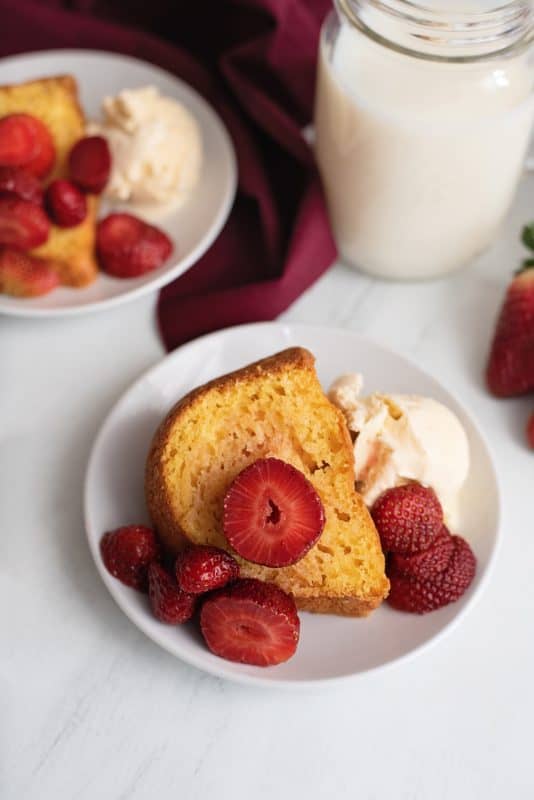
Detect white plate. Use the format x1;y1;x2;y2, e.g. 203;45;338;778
84;323;501;688
0;50;236;317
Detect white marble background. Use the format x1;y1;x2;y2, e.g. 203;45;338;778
1;175;533;800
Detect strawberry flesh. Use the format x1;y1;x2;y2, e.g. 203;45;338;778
0;114;36;167
0;247;59;297
148;562;196;624
200;578;300;666
175;545;239;594
0;166;43;205
96;212;173;278
100;525;160;592
69;135;111;194
0;114;55;178
22;115;55;178
223;458;325;567
45;179;87;227
486;266;534;397
387;535;476;614
0;196;50;249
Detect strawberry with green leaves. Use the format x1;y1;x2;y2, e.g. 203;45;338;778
486;223;534;397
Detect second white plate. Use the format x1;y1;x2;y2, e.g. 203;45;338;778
84;322;500;688
0;50;237;317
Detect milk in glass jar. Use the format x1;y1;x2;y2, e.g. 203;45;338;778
314;0;534;279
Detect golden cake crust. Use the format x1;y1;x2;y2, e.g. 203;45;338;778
145;347;389;616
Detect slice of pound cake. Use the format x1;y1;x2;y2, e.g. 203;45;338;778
145;348;389;616
0;75;99;286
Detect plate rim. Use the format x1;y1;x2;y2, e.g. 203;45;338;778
0;48;237;318
84;321;502;689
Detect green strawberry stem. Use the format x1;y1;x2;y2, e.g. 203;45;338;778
522;223;534;252
519;223;534;272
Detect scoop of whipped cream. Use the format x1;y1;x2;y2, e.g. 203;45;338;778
328;373;470;527
89;86;202;209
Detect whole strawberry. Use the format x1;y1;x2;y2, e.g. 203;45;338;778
527;412;534;450
486;223;534;397
371;483;443;555
387;535;476;614
100;525;160;592
389;526;454;581
175;546;239;594
148;562;196;624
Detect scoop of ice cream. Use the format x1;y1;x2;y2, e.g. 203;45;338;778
328;373;470;527
89;86;202;208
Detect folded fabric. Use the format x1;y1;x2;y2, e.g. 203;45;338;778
0;0;337;349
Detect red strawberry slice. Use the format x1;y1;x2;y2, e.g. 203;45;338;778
0;114;55;178
0;197;50;249
200;578;300;666
0;114;36;167
175;545;239;594
0;247;59;297
223;458;325;567
96;213;173;278
69;135;111;194
22;116;55;178
100;525;160;592
389;526;454;581
148;562;196;624
387;535;476;614
0;166;43;205
45;179;87;228
371;483;443;555
486;224;534;397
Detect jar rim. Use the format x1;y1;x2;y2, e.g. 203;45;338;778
336;0;534;62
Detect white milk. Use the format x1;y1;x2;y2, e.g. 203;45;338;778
314;13;534;279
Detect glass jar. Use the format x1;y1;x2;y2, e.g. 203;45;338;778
314;0;534;279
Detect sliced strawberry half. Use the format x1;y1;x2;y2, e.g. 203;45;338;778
0;166;43;205
0;247;59;297
69;135;111;194
0;114;55;178
96;213;173;278
0;197;50;249
22;115;55;178
0;114;36;167
200;578;300;666
223;458;325;567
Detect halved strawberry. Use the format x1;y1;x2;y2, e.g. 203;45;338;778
0;114;36;167
0;247;59;297
96;213;173;278
0;197;50;249
0;114;55;178
200;578;300;666
0;166;43;205
69;135;111;194
45;179;87;227
22;116;55;178
223;458;325;567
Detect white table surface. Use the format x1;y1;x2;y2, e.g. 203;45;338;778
2;172;534;800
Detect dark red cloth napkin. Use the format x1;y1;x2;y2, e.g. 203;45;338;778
0;0;336;349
